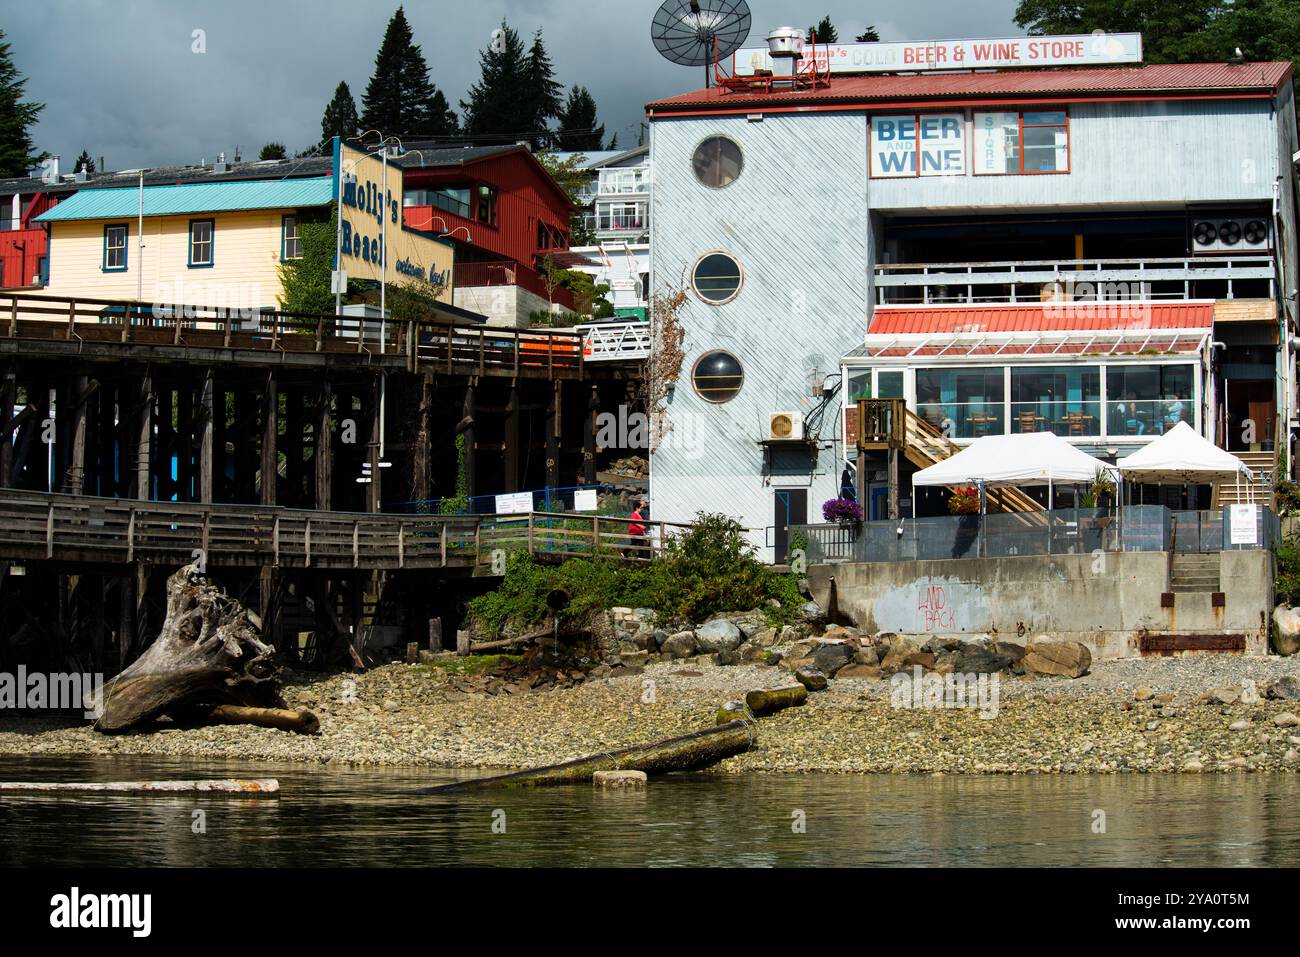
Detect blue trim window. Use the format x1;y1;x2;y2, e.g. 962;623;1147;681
103;223;128;272
281;214;301;260
188;218;214;268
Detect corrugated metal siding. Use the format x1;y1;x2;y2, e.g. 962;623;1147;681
869;99;1278;210
647;62;1292;111
869;302;1214;334
36;177;334;221
649;113;870;560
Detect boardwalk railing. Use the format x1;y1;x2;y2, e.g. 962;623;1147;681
573;319;652;362
794;504;1277;565
0;491;686;570
0;291;584;379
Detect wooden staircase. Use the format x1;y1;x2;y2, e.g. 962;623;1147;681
1212;450;1275;508
856;398;1042;514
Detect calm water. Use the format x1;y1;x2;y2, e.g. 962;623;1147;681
1;755;1297;867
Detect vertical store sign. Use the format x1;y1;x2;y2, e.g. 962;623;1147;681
972;112;1021;175
870;114;966;177
333;139;455;292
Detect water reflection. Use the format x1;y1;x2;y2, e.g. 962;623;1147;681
0;756;1296;867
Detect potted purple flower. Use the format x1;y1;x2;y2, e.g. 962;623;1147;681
822;497;864;527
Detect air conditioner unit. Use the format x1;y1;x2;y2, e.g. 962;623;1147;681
768;411;804;441
1191;216;1271;254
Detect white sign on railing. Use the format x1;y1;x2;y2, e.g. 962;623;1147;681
573;489;599;511
1229;504;1258;545
732;33;1143;76
495;492;532;515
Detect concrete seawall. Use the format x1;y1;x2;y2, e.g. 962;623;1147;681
807;551;1273;660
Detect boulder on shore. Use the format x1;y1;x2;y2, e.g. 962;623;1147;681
1022;638;1092;678
694;619;744;654
661;631;698;659
795;666;828;691
1266;676;1300;701
1273;605;1300;657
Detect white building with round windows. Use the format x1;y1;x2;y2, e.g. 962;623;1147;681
646;118;869;562
646;48;1298;564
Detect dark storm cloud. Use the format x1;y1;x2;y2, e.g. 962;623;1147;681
7;0;1023;171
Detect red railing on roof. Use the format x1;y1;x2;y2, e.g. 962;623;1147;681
714;34;831;93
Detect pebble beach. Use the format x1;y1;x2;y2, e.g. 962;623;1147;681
2;650;1300;775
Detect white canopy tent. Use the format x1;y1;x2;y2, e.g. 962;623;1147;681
911;432;1119;515
1117;421;1255;501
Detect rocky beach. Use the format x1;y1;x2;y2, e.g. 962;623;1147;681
3;640;1300;775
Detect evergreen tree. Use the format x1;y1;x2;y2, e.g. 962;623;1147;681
461;21;531;143
75;149;95;174
856;26;881;42
1013;0;1232;64
0;29;45;178
259;142;287;160
556;86;604;151
523;29;564;148
607;132;619;150
809;16;838;43
320;81;360;151
426;88;459;138
360;6;457;138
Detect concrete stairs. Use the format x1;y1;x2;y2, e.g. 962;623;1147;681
1169;552;1221;593
1213;451;1275;508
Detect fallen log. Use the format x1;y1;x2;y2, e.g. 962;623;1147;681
201;704;320;735
422;720;756;792
96;561;286;733
745;685;808;717
0;779;279;794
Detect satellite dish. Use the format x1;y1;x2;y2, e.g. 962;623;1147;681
651;0;752;85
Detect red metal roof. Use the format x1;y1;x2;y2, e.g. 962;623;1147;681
867;302;1214;336
646;62;1292;113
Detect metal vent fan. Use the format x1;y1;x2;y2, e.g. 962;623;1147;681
1218;220;1242;245
1243;219;1268;245
1192;221;1218;246
771;413;794;437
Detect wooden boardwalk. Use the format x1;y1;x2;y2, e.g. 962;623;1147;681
0;291;586;380
0;490;681;572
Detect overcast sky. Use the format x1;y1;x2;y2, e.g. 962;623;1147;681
9;0;1024;172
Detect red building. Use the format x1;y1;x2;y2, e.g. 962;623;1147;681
399;144;576;323
0;173;75;289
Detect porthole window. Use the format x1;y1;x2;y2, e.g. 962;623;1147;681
692;251;743;304
692;136;743;189
692;350;744;404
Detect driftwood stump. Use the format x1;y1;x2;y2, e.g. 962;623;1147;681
96;562;286;732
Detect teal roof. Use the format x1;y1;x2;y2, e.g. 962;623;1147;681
36;176;334;221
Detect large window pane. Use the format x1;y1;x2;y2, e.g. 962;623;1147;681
916;368;1005;438
1106;364;1193;435
1011;366;1100;435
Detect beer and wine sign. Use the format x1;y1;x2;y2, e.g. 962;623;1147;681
734;32;1142;76
734;33;1142;180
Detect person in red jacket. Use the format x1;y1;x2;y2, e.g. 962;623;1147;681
625;498;648;559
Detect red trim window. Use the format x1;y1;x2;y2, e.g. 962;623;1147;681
972;108;1070;175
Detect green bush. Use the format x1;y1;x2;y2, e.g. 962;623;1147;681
465;511;801;635
1276;537;1300;605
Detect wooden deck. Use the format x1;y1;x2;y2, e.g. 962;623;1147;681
0;490;682;572
0;292;585;379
